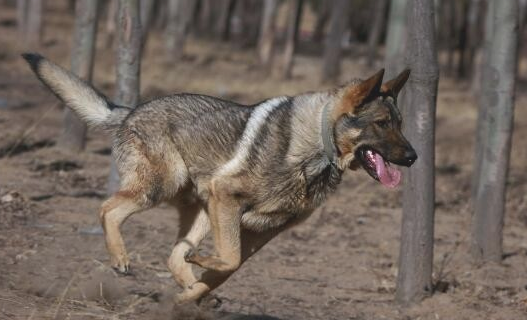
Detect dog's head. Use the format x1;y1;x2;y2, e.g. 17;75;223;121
332;69;416;188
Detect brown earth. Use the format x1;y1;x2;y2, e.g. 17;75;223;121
1;2;527;320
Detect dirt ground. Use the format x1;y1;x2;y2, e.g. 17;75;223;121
2;2;527;320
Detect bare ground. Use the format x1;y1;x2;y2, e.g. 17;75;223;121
1;2;527;320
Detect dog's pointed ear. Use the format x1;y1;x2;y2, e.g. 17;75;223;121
381;69;410;98
332;69;384;119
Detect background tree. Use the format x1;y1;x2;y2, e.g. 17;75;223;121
396;0;439;305
57;0;100;151
384;0;408;79
17;0;43;49
214;0;236;41
281;0;303;79
107;0;142;194
321;0;351;83
165;0;196;60
366;0;389;67
471;0;519;263
139;0;156;53
257;0;279;68
472;0;495;199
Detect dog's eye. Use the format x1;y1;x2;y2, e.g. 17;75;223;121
375;120;390;128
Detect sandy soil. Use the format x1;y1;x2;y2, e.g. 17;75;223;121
1;2;527;320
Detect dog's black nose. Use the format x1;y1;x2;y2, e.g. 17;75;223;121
403;149;417;167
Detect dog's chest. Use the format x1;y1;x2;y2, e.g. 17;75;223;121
241;163;342;231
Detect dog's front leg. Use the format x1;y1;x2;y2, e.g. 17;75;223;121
185;178;243;273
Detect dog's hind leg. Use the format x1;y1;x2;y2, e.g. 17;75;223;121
99;189;154;274
175;225;286;304
168;201;210;289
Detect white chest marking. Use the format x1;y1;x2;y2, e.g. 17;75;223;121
217;97;287;175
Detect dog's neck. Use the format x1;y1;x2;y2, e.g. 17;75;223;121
320;101;339;168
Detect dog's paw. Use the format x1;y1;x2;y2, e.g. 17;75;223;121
184;247;198;263
111;256;131;275
198;293;223;309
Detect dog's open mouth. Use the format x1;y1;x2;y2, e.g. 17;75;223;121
357;148;401;188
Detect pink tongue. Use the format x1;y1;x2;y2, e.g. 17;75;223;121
374;153;401;188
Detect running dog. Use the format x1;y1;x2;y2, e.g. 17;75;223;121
22;53;417;304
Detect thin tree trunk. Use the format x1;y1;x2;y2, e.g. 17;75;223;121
238;0;263;48
58;0;100;151
321;0;350;83
472;0;495;200
107;0;142;195
471;0;519;263
366;0;389;67
446;0;457;75
104;0;117;48
465;0;483;80
457;0;470;79
17;0;29;38
312;0;331;42
396;0;439;305
215;0;235;41
25;0;42;49
281;0;303;79
257;0;279;67
166;0;195;60
384;0;408;79
140;0;155;53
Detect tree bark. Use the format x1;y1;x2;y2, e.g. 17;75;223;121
165;0;196;60
257;0;279;67
472;0;495;200
57;0;100;152
25;0;43;49
17;0;29;38
384;0;408;80
214;0;235;41
312;0;331;42
321;0;350;83
471;0;519;263
457;0;470;79
140;0;156;53
104;0;117;48
281;0;303;79
107;0;142;195
366;0;389;67
396;0;439;305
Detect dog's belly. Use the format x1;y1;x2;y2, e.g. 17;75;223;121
241;209;312;232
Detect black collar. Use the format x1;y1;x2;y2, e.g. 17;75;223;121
320;102;338;167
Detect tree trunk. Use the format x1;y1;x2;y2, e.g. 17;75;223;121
25;0;43;49
471;0;519;263
465;0;484;80
17;0;29;38
214;0;235;41
140;0;156;53
384;0;408;80
321;0;350;83
445;0;457;75
237;0;263;48
257;0;279;67
107;0;142;195
471;0;495;200
281;0;303;79
366;0;389;67
104;0;117;48
58;0;100;152
396;0;439;305
457;0;470;79
312;0;331;42
165;0;195;60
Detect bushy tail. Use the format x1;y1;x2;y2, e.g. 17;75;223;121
22;53;130;129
